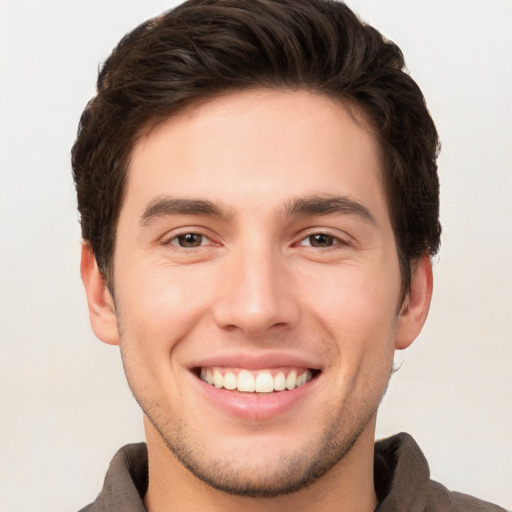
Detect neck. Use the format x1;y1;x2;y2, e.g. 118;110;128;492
143;416;378;512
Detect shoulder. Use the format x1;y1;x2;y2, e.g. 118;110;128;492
374;433;508;512
426;481;509;512
76;443;148;512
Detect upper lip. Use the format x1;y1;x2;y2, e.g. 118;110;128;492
188;351;323;372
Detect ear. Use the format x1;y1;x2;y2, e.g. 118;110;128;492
80;243;120;345
395;255;433;350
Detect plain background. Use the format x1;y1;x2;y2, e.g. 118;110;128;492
0;0;511;510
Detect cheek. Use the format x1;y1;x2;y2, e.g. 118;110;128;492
299;262;400;380
120;262;213;327
115;268;214;379
302;263;400;331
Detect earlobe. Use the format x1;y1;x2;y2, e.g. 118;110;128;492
395;255;433;350
80;243;120;346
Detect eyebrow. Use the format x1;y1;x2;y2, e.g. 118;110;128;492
139;194;376;227
284;195;376;225
139;197;230;226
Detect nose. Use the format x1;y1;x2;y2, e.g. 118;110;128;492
212;246;300;336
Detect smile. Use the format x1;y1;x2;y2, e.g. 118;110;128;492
199;367;314;393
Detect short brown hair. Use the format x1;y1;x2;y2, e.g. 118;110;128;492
72;0;441;292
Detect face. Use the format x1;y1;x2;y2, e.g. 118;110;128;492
83;89;431;496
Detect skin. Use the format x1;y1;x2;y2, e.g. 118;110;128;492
81;89;433;512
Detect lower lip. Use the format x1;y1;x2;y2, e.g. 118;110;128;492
194;373;318;421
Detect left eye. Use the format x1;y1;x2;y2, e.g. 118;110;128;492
169;233;210;248
298;233;340;248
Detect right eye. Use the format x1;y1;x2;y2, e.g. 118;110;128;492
299;233;337;248
167;233;211;248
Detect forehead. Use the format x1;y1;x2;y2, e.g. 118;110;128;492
124;89;386;222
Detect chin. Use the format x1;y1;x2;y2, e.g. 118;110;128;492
144;396;377;497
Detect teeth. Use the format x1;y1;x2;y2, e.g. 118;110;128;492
213;369;223;388
237;370;255;392
296;371;307;387
286;370;297;390
201;368;313;393
255;372;274;392
223;371;237;390
274;372;286;391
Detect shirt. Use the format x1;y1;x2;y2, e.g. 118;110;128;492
79;432;508;511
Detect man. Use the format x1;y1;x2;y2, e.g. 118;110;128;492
71;0;507;510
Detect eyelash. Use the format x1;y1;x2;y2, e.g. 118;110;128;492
162;230;349;251
163;231;215;249
296;232;348;249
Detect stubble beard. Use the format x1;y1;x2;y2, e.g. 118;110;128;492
136;382;389;498
115;310;394;498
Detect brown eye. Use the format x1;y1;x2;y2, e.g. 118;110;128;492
308;233;335;247
174;233;204;247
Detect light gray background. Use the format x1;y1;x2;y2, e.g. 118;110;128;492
1;1;511;510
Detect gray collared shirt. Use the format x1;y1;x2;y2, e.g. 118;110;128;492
78;433;507;512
